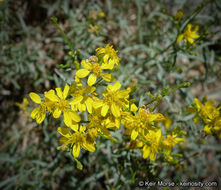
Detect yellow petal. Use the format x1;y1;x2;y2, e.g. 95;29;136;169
56;88;63;99
101;104;109;117
187;37;194;44
83;142;95;152
101;63;113;70
69;110;81;122
76;69;90;78
36;112;46;124
176;34;184;43
29;92;41;104
118;89;130;98
113;81;121;91
191;33;200;39
63;111;72;126
150;153;157;161
193;25;199;32
194;98;202;112
70;96;83;105
101;73;115;82
93;100;103;109
31;108;39;119
131;129;138;140
73;143;80;158
57;127;71;137
111;103;120;117
186;24;192;32
103;54;109;63
156;130;162;143
59;137;69;145
81;60;92;70
78;103;86;113
109;81;121;92
44;90;59;102
87;73;97;86
53;108;61;118
131;104;138;113
108;59;115;68
85;97;93;114
70;124;78;132
63;84;70;99
143;145;150;159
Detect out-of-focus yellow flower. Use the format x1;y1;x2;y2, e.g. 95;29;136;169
98;12;105;18
175;9;183;20
88;24;99;34
96;44;120;69
177;24;200;44
187;98;221;138
76;56;115;86
89;11;105;20
162;134;185;155
58;126;95;158
16;97;29;112
29;92;47;124
163;114;172;130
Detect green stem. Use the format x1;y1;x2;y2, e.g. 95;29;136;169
94;77;103;86
148;82;190;112
151;40;175;60
51;17;74;52
181;1;209;31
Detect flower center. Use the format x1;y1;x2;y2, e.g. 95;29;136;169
73;133;84;143
58;99;69;111
92;63;102;76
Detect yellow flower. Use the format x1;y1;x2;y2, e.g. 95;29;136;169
162;134;185;155
29;92;47;124
142;130;162;161
122;105;165;141
58;126;95;158
88;24;99;34
96;44;120;69
213;117;221;138
186;98;202;124
44;84;81;127
87;112;112;137
89;11;105;20
175;9;183;20
98;12;105;18
76;56;115;86
163;114;172;130
93;81;130;118
16;97;29;112
89;11;98;20
177;24;200;44
188;98;221;138
69;81;96;113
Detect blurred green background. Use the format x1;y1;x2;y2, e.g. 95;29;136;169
0;0;221;189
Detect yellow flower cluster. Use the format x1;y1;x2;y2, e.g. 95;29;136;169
187;98;221;138
29;44;184;161
123;105;185;161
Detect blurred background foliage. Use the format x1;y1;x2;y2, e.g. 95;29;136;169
0;0;221;189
